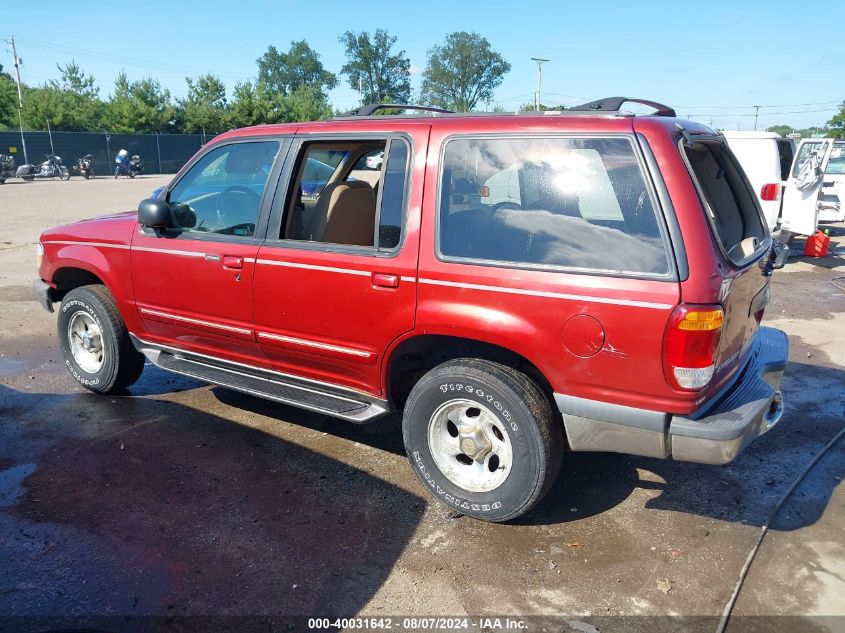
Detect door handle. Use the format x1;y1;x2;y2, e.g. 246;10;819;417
372;272;400;288
222;256;244;270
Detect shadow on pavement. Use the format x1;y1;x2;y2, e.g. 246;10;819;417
212;360;845;533
0;383;426;630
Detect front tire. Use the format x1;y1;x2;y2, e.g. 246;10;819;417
57;285;145;393
402;359;563;522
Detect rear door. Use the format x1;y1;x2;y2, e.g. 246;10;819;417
251;127;428;395
781;139;834;236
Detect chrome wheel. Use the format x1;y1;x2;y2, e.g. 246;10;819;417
427;399;513;493
67;311;104;373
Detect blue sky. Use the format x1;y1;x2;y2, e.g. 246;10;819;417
6;0;844;130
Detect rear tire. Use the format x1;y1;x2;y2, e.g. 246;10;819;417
57;285;145;393
402;358;563;522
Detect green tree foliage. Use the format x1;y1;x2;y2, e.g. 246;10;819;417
280;84;333;122
180;74;228;134
0;64;18;130
22;61;105;130
766;124;794;136
107;71;174;133
518;101;563;112
826;102;845;139
256;40;337;100
339;29;410;104
227;80;274;128
420;32;511;112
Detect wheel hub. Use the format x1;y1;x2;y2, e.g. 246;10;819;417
426;399;513;493
67;311;105;374
458;424;492;462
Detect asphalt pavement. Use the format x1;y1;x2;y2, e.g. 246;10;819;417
0;176;843;633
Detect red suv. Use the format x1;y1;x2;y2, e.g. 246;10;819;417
34;98;789;522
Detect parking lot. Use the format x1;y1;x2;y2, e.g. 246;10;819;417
1;177;844;631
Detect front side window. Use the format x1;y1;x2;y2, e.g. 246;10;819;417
438;136;670;275
167;141;280;237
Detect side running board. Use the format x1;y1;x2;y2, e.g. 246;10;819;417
130;334;392;423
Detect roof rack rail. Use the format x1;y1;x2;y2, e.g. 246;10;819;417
569;97;676;117
337;103;454;117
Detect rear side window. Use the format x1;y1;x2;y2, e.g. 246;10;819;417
438;136;670;275
684;142;766;263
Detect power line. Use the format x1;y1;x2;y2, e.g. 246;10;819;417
685;106;839;117
12;35;245;80
675;100;842;109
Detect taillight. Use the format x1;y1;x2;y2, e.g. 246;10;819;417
664;304;724;390
760;183;781;201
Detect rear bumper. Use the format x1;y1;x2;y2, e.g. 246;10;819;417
33;279;55;313
555;327;789;465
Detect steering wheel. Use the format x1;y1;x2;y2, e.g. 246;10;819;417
215;185;261;225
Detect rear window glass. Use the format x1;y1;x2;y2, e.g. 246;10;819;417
684;142;766;263
438;137;670;275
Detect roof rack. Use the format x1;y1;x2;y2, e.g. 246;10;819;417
337;103;455;117
569;97;676;117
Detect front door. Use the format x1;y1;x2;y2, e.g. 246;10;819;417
131;138;286;365
252;129;427;395
781;139;834;236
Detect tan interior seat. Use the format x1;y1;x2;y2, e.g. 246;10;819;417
307;180;375;246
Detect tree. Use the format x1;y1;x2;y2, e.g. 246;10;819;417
420;32;511;112
766;124;794;136
826;102;845;139
22;60;105;130
256;41;337;99
107;71;174;133
339;29;411;104
0;64;18;130
180;74;228;134
279;84;333;122
519;101;563;112
228;80;273;128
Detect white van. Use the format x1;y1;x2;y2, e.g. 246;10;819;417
721;131;795;231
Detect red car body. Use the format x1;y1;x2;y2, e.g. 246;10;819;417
36;106;788;473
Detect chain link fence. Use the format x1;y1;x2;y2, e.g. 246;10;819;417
0;130;215;176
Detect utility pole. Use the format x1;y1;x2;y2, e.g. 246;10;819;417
7;37;28;164
530;57;549;112
753;105;761;131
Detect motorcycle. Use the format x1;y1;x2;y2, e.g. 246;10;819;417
74;154;95;179
0;154;15;184
16;153;71;181
114;150;142;179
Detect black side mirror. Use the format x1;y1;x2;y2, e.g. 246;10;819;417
138;198;172;228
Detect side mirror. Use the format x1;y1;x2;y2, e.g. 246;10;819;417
137;198;172;228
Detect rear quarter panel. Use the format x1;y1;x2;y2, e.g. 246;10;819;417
414;117;691;413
